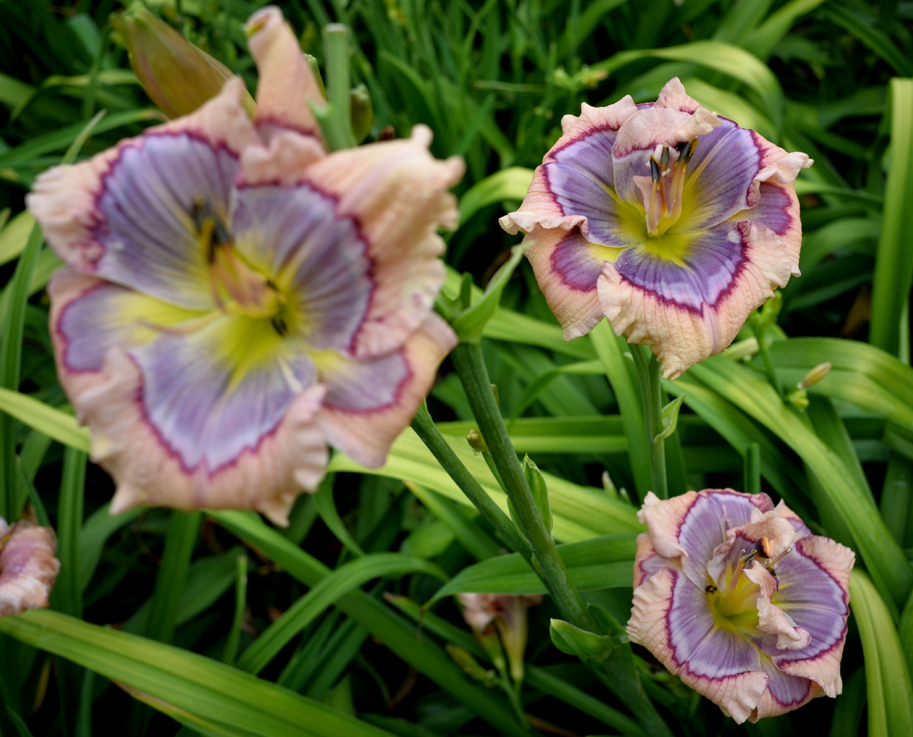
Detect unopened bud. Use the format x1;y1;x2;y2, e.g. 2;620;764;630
601;470;617;498
798;362;831;390
350;84;372;143
113;8;255;119
466;429;488;454
786;387;809;410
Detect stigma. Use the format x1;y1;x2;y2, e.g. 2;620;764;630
645;139;696;237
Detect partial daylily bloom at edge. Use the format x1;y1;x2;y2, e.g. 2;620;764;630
0;518;61;616
27;6;464;525
627;490;854;723
501;78;812;379
458;592;542;681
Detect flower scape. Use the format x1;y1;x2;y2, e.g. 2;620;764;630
502;78;812;378
27;7;464;525
627;490;854;723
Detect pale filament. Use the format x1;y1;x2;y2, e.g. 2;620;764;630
646;139;697;237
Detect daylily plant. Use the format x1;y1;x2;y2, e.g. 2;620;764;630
501;78;812;378
0;519;60;617
627;490;853;723
28;7;464;525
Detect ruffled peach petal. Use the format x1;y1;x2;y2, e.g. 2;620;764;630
750;658;820;722
245;6;325;143
598;219;792;379
303;126;464;358
736;134;812;276
525;228;614;340
239;130;326;187
633;531;681;588
628;567;768;724
83;348;328;527
636;491;698;559
0;521;61;616
317;313;456;468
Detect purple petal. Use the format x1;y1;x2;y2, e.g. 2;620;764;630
755;538;849;664
93;133;238;309
231;183;372;352
668;570;761;678
613;220;750;312
677;491;773;587
543;162;640;248
678;120;761;231
132;321;315;473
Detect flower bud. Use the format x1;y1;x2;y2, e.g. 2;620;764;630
0;518;61;616
798;361;831;390
113;8;255;119
350;84;373;143
466;429;488;454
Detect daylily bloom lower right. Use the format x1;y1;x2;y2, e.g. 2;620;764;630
627;490;854;723
501;78;812;378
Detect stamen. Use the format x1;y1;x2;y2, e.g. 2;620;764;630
644;138;699;237
765;546;792;573
727;548;757;595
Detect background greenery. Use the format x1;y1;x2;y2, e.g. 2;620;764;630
0;0;912;735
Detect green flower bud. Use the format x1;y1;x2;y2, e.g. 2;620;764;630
466;429;488;454
798;361;831;390
113;8;255;119
350;84;373;143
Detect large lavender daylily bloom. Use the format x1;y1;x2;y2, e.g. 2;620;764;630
627;490;854;723
501;79;812;378
27;7;463;525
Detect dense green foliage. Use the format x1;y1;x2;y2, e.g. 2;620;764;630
1;0;912;735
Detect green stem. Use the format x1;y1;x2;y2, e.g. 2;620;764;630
411;405;531;559
451;343;596;633
315;24;357;151
630;346;668;500
750;323;781;396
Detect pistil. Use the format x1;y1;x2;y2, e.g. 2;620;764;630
193;196;286;322
645;139;696;237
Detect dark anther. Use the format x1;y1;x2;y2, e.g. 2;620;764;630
681;139;697;164
650;156;661;183
271;316;288;337
675;140;690;157
660;145;670;167
705;584;717;593
378;125;396;142
192;195;231;263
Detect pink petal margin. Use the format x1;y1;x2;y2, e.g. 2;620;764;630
245;6;326;142
318;312;457;469
304;126;464;359
61;338;329;527
598;219;794;379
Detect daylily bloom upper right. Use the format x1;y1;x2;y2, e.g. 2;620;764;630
501;78;812;378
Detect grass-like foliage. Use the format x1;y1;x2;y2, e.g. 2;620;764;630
1;0;912;735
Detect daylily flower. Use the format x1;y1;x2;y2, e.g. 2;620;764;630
27;7;463;525
501;78;812;378
0;519;61;616
627;490;854;723
458;593;542;681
